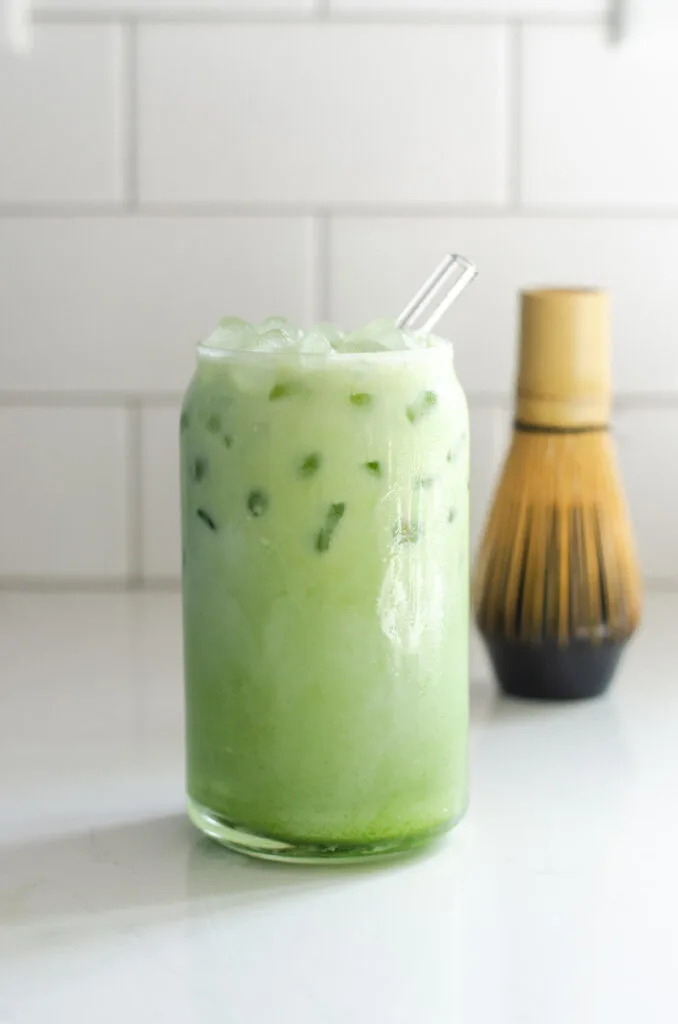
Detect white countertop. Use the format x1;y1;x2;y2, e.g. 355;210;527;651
1;591;677;1024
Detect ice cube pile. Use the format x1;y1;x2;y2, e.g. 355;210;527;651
201;316;438;356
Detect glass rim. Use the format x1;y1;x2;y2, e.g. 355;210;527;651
195;338;454;365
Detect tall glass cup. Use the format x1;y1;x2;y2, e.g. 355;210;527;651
181;332;469;862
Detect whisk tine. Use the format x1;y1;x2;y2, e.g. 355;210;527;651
474;433;641;662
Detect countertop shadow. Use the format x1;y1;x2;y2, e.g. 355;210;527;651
0;811;438;936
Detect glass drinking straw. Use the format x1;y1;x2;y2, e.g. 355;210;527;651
396;254;477;335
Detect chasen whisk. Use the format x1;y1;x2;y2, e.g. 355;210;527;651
473;288;642;700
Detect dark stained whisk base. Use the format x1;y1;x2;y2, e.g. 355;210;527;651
484;635;628;702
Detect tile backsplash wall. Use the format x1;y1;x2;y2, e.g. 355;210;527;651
1;0;677;586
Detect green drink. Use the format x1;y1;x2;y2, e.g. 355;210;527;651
181;317;469;862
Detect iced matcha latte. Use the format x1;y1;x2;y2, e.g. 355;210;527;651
181;316;469;861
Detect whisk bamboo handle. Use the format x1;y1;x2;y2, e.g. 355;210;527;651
516;289;611;429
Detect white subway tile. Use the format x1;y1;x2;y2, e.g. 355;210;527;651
0;407;129;580
141;405;182;581
615;408;678;584
470;405;511;558
522;26;678;208
0;26;123;204
331;1;602;11
329;217;678;395
470;406;512;684
138;24;506;205
0;217;312;394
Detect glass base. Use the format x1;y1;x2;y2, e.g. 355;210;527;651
187;796;458;864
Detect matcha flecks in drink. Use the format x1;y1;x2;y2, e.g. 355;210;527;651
192;457;208;483
350;392;374;408
196;508;217;531
406;390;438;424
299;452;322;478
314;502;346;553
247;489;269;518
269;381;306;402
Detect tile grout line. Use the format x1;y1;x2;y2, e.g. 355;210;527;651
311;211;331;322
32;10;606;27
125;398;144;589
506;20;523;210
609;0;628;42
0;392;182;407
122;18;139;211
9;203;678;219
0;579;134;593
321;211;332;320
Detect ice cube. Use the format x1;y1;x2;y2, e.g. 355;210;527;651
372;328;408;351
364;318;410;351
336;317;408;353
204;317;258;351
334;333;388;354
254;328;299;353
257;316;301;340
219;316;250;331
401;329;422;350
361;318;399;341
308;322;344;346
203;325;231;349
300;326;334;355
300;335;331;356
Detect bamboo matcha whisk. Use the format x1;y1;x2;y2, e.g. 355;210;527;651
473;288;642;701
